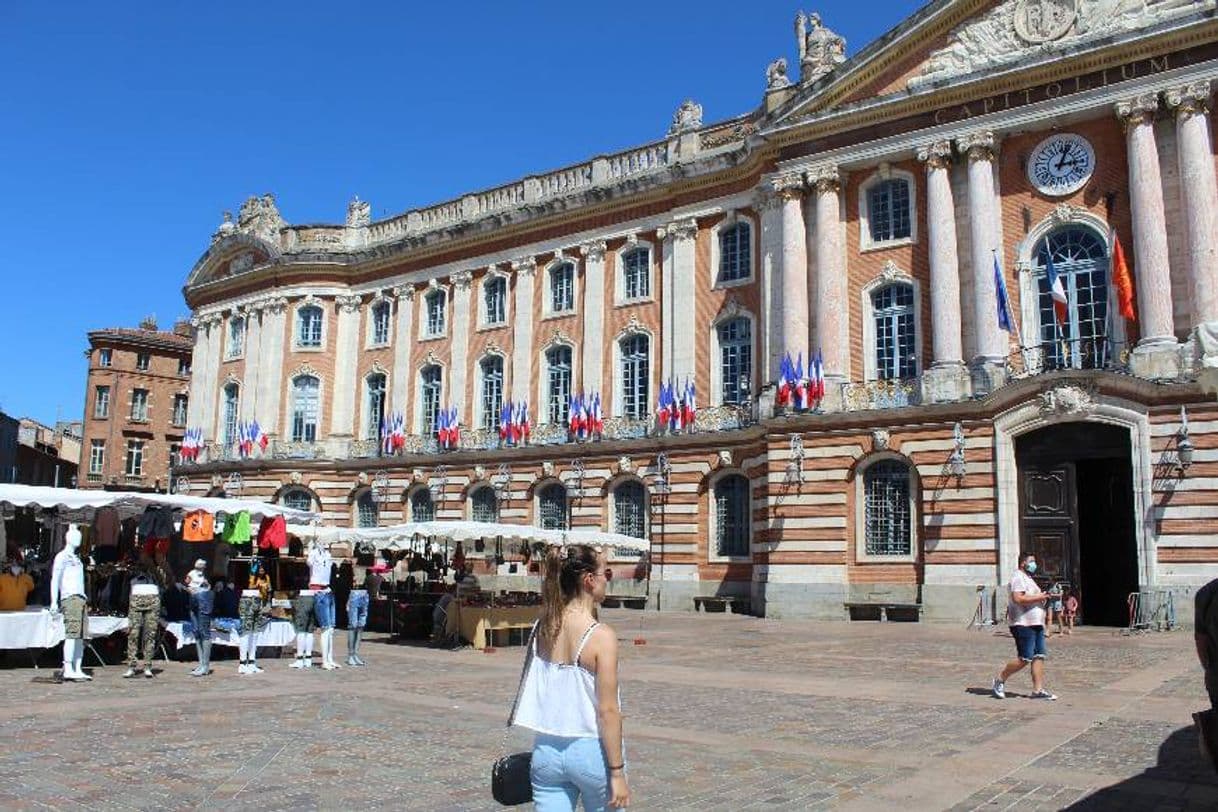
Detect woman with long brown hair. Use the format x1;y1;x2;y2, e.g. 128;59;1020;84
513;544;629;810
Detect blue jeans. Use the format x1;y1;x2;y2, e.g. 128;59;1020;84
531;734;619;812
189;590;214;642
313;590;335;629
1010;624;1046;662
347;590;369;629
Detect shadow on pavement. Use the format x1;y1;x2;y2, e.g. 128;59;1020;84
1065;725;1218;810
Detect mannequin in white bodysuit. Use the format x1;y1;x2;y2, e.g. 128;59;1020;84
307;539;341;670
50;524;90;681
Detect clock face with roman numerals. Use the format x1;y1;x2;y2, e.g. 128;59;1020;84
1027;133;1095;197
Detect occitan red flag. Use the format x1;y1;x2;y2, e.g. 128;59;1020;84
1111;229;1136;322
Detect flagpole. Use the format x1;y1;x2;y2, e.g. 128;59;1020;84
994;249;1029;374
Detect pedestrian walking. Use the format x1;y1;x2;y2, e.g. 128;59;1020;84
992;552;1057;700
512;544;629;810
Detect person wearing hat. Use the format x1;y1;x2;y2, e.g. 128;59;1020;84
184;559;213;677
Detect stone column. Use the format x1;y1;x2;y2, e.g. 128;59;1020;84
957;131;1007;390
257;297;287;436
201;315;222;440
1116;94;1177;377
390;286;414;418
510;258;536;404
580;242;607;395
240;305;262;422
450;270;473;424
1166;81;1218;330
809;164;848;385
774;172;809;367
918;140;970;403
755;186;784;384
661;218;698;386
329;294;362;442
186;314;212;430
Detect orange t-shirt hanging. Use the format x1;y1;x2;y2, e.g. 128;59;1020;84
182;510;215;542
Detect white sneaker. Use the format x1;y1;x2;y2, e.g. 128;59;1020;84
143;667;154;678
251;663;264;673
122;667;138;679
290;658;305;669
303;659;313;669
1031;689;1058;701
238;663;252;675
992;678;1006;699
322;662;340;670
346;656;358;667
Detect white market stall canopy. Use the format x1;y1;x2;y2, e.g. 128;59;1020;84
0;484;317;522
288;520;650;553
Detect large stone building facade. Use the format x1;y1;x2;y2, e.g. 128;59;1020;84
179;0;1218;622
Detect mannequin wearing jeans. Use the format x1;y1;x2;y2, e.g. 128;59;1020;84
308;541;340;670
185;558;213;677
346;588;369;666
50;524;90;682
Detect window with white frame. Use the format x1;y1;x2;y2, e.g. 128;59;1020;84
365;373;387;441
863;460;912;556
622;248;650;300
714;474;750;557
614;480;647;539
550;262;575;313
425;290;446;336
291;375;320;443
547;346;572;425
356;490;379;528
370;300;391;346
470;485;498;523
297;305;323;348
169;442;181;469
718;317;752;405
538;483;568;530
94;386;110;419
89;440;105;475
221;383;239;443
281;487;314;512
178;358;190;376
421;365;442;436
131;388;149;422
718;222;751;283
136;352;150;371
125;439;144;477
227;316;245;359
172;394;188;426
620;335;649;419
484;276;507;325
410;488;434;522
99;348;112;367
872;283;917;380
481;356;503;433
866;178;912;244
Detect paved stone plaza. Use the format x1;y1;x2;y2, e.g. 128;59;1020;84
0;610;1211;810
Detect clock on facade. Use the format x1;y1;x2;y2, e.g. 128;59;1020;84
1027;133;1095;197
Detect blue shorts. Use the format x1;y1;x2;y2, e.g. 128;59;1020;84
1010;625;1046;662
347;590;369;629
313;590;336;629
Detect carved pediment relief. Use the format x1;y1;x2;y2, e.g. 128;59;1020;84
290;362;320;380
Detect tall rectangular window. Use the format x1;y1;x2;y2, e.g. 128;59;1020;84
622;248;650;299
718;318;752;405
365;374;387;441
621;335;649;419
719;222;751;282
169;442;181;469
371;301;391;345
550;263;574;312
99;349;112;367
291;376;320;443
222;384;239;443
227;317;245;358
136;352;150;371
872;283;917;380
178;358;190;376
547;347;572;425
864;461;912;556
125;440;144;477
867;179;912;243
172;394;188;426
714;475;750;557
94;386;110;419
297;305;323;348
130;388;149;421
426;291;446;336
421;365;442;436
88;440;105;475
484;277;507;325
481;357;503;433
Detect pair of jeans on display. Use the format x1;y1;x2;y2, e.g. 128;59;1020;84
189;590;214;675
313;590;335;629
530;734;620;812
346;590;369;667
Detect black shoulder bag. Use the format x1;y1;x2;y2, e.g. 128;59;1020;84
491;623;537;806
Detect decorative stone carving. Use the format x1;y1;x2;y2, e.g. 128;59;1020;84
617;456;634;474
423;350;441;366
1038;382;1096;416
290;362;321;380
621;314;648;337
795;11;846;85
580;240;607;262
765;57;791;90
719;295;744;320
236;194;285;243
211;474;223;488
716;449;733;468
367;360;389;376
392;285;415;302
485;339;505;356
1051;203;1083;224
512;257;537;277
957;131;996;162
357;471;369;486
474;464;487;481
229;252;255;275
346;196;370;228
880;260;903;282
212;211;237;241
336;294;362;313
290;471;303;485
1013;0;1076;43
668;100;703;135
451;270;473;290
542;461;555;478
264;296;289;315
871;429;891;451
1115;94;1160;129
659;218;698;242
917;140;953;169
426;278;440;291
544;328;574;349
1165;80;1212;119
807;164;840;194
770;172;805;198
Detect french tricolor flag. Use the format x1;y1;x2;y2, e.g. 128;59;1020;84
1044;249;1069;325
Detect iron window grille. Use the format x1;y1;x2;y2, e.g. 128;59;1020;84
411;489;434;522
614;480;647;539
356;491;379;528
538;483;568;530
864;461;912;556
282;489;313;512
471;486;498;522
714;475;750;557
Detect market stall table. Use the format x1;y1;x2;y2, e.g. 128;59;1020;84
446;603;538;648
161;619;296;655
0;609;130;667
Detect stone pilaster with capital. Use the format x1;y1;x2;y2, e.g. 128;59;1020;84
1165;80;1212;120
581;240;608;396
916;140;953;170
919;141;965;392
331;293;363;437
769;172;806;200
956;131;995;163
809;163;847;384
958;131;1006;375
806;164;841;196
1166;80;1218;332
579;240;607;262
1114;94;1159;130
663;218;699;385
336;294;362;314
390;286;414;416
511;257;537;277
511;257;537;403
774;171;810;367
451;270;473;290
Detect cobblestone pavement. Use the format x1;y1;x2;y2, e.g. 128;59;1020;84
0;611;1209;810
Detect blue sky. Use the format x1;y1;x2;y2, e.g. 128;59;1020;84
0;0;923;427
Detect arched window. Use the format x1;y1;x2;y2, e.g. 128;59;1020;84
620;335;649;419
718;222;751;283
291;376;320;443
425;290;446;336
370;300;391;346
547;346;572;425
867;178;912;243
280;487;314;512
613;480;647;539
538;483;568;530
356;490;378;528
713;474;750;557
297;305;323;348
481;356;504;433
470;485;498;523
227;316;245;359
717;317;752;405
420;365;442;436
1034;227;1110;370
622;247;650;300
410;488;434;522
484;276;507;325
222;383;240;444
365;373;387;441
550;262;575;313
863;460;912;556
872;283;917;380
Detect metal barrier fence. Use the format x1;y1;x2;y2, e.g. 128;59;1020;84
1126;590;1177;633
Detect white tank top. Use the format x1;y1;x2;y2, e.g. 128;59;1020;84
512;622;602;738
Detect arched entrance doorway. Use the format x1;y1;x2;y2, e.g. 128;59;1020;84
1014;422;1138;625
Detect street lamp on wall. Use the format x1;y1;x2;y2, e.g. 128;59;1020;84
784;434;805;484
1177;406;1194;473
947;422;967;480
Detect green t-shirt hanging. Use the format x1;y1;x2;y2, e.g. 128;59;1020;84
220;510;252;543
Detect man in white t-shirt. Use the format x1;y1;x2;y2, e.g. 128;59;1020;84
992;552;1057;700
